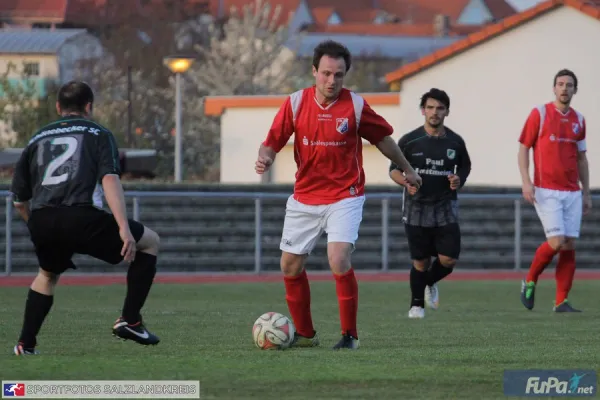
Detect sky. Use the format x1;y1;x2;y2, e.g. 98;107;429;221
505;0;546;11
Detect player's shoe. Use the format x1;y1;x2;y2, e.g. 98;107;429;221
291;331;320;348
553;300;581;313
408;306;425;319
332;332;359;350
425;284;439;310
520;280;535;310
112;317;160;345
13;343;39;356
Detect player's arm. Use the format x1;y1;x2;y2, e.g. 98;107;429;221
517;108;540;203
97;130;129;230
256;98;295;174
389;135;410;186
457;138;472;189
576;120;591;213
10;147;32;222
358;102;420;186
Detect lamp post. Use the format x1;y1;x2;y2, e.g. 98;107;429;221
163;55;195;183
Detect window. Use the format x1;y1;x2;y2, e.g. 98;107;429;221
23;62;40;76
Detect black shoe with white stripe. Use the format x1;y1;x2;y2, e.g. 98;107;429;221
112;317;160;346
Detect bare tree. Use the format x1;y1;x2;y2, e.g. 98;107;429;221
184;0;300;96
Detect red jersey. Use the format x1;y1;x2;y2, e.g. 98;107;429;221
263;86;393;205
518;102;586;191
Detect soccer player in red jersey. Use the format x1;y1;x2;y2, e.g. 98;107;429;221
255;40;422;349
518;69;592;312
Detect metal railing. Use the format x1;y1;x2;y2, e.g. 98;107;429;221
3;191;599;276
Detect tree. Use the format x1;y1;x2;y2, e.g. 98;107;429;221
183;0;300;96
0;62;58;147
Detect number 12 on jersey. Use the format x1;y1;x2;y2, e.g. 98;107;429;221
41;136;79;186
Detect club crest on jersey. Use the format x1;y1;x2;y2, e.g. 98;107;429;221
336;118;349;134
446;149;456;159
572;123;580;134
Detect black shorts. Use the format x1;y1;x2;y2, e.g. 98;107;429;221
27;207;145;274
404;223;461;260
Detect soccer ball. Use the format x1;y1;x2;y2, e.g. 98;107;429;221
252;312;295;350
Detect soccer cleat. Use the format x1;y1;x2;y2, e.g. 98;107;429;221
112;317;160;345
425;284;439;310
553;300;582;313
14;343;39;356
408;306;425;319
521;280;536;310
291;331;320;348
332;332;359;350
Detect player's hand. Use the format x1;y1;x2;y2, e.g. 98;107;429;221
522;183;535;205
405;184;419;195
119;228;136;263
404;170;422;189
448;174;460;190
583;193;592;215
255;156;273;174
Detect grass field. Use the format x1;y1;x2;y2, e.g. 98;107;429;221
1;277;599;399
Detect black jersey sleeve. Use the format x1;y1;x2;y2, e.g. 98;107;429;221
97;129;121;181
10;147;32;203
456;135;472;189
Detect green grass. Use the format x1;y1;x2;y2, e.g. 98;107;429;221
1;280;599;399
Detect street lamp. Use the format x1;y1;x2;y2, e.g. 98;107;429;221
163;55;195;182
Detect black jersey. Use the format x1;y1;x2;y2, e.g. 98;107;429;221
10;116;121;211
390;126;471;227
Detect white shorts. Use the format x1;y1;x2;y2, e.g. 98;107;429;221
280;195;366;255
534;187;582;238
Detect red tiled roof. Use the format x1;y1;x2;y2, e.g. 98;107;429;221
385;0;600;84
308;22;483;37
0;0;67;20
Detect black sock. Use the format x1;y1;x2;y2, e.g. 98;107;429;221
410;267;428;308
122;252;157;324
19;289;54;348
426;258;454;286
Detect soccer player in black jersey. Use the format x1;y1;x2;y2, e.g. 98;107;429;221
389;88;471;319
10;81;161;355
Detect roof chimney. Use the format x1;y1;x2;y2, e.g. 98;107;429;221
433;14;450;37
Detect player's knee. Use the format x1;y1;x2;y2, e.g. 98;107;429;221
547;236;566;250
327;243;352;274
438;256;456;268
562;238;576;250
412;259;429;272
280;252;306;277
137;226;160;255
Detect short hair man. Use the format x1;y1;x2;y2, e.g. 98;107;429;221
518;69;591;312
389;88;471;319
10;81;161;355
255;40;422;349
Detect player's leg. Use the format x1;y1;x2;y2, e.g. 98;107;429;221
280;196;323;347
14;210;74;355
404;224;435;319
554;191;582;313
324;196;365;349
77;208;161;345
426;223;461;310
521;188;565;310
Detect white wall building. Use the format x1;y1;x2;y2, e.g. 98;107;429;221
385;0;600;188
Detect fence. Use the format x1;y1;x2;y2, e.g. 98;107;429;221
3;191;599;276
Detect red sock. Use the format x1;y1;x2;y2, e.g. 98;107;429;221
334;268;358;339
283;269;314;338
526;242;558;283
555;250;576;305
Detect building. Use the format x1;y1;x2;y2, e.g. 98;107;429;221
204;92;400;184
384;0;600;188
